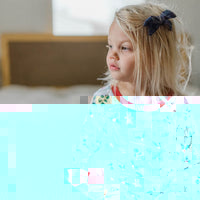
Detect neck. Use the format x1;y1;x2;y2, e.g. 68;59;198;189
117;81;136;96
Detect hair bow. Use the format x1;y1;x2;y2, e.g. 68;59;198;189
144;10;176;36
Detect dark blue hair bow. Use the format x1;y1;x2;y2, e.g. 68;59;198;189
144;10;176;36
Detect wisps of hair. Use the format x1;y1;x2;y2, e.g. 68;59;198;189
98;2;194;96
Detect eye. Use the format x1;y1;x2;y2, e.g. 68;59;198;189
121;46;130;51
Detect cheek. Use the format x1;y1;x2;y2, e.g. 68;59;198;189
123;55;135;65
127;56;135;68
123;60;135;73
106;53;109;65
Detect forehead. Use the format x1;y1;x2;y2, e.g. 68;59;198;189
108;20;131;43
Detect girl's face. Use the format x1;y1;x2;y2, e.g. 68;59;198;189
106;20;135;83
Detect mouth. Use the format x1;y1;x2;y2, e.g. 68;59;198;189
109;64;120;71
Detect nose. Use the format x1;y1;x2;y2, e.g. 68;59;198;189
109;52;119;61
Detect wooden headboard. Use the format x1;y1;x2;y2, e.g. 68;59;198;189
1;34;107;86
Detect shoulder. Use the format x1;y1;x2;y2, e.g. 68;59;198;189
90;85;113;104
93;85;113;96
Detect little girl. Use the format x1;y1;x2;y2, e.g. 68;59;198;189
91;2;193;107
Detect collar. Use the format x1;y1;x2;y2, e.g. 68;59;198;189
111;85;173;107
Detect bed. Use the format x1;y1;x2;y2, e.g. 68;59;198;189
0;34;108;103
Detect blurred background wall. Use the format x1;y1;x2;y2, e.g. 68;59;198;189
0;0;199;88
0;0;52;85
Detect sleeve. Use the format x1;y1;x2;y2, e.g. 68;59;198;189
90;95;96;104
89;87;104;104
90;85;113;104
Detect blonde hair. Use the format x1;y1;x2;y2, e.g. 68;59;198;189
98;3;193;96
